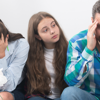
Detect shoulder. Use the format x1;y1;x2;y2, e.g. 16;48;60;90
16;38;29;48
68;30;88;51
8;38;29;53
70;29;88;43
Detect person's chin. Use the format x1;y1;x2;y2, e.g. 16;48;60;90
54;37;59;43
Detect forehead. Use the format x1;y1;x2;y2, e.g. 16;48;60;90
38;17;54;29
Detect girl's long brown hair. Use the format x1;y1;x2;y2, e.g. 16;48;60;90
0;19;24;42
26;12;68;96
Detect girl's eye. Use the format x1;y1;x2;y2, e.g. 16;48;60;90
52;24;55;27
43;29;48;32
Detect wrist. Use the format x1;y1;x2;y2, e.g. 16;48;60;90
87;45;94;51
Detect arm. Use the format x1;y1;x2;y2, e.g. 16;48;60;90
64;20;98;87
0;39;29;91
64;41;93;87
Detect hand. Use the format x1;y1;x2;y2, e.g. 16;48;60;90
87;20;98;51
0;33;8;58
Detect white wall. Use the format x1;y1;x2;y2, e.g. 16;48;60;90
0;0;96;40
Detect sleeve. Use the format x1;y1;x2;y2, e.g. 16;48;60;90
0;39;29;92
64;41;94;87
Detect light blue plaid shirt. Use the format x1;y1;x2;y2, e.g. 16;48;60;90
0;38;29;92
64;30;100;100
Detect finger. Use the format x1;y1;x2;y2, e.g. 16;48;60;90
89;20;97;30
89;21;98;31
90;22;98;35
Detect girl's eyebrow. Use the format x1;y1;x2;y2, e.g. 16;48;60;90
41;26;47;31
51;21;55;25
41;21;55;31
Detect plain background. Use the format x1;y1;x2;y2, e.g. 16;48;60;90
0;0;97;40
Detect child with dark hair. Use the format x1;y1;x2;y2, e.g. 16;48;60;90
0;20;29;100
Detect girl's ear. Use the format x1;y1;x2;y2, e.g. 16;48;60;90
7;34;9;39
35;34;42;40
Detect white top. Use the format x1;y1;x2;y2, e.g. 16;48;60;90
44;47;60;99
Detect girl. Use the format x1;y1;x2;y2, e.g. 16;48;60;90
0;19;29;100
26;12;68;100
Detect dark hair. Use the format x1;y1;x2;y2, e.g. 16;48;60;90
0;19;24;42
92;0;100;19
26;12;68;96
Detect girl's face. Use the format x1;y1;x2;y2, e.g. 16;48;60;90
37;17;60;49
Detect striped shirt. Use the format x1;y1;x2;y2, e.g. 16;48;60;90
64;30;100;100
